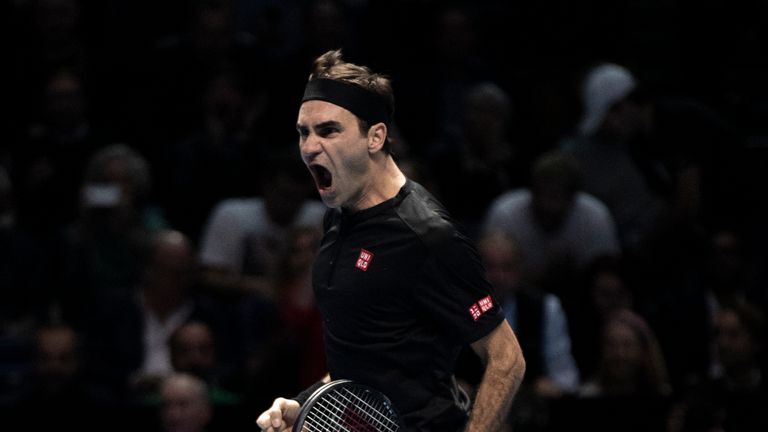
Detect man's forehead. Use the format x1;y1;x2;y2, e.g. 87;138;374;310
298;99;355;124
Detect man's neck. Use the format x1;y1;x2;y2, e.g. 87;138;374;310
346;156;406;212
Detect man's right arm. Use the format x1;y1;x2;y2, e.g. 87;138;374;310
464;320;526;432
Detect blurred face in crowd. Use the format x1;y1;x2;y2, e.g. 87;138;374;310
46;71;86;131
601;320;644;384
171;323;216;379
714;308;754;371
145;231;195;300
478;234;523;296
160;375;212;432
591;270;633;321
36;326;80;388
298;100;374;210
603;99;653;141
531;180;573;232
463;84;511;151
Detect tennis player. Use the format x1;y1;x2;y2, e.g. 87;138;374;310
256;49;525;432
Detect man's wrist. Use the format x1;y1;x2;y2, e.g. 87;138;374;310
291;380;326;406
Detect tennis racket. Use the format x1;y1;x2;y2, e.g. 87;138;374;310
293;379;402;432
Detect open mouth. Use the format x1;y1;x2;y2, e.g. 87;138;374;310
310;164;333;190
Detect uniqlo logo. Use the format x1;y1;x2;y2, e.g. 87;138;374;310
478;295;494;313
355;249;374;271
469;295;494;321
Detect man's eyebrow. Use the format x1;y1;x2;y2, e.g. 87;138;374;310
296;120;343;133
314;120;343;130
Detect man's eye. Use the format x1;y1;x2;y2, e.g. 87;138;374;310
319;128;339;137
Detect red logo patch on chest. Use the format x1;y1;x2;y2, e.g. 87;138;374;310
355;249;374;271
468;295;494;321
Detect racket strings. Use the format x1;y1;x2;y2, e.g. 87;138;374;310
303;387;399;432
338;388;397;432
311;392;392;432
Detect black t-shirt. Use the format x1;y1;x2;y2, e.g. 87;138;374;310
313;179;504;431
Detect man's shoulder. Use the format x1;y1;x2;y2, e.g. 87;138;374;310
396;181;466;248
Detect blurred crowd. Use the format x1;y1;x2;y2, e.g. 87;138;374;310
1;0;767;431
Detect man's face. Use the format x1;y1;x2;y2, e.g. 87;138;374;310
297;100;371;209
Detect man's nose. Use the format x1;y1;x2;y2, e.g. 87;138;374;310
301;135;322;159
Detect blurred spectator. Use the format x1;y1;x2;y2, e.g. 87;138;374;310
169;321;241;406
482;150;620;294
158;373;213;432
0;166;49;400
302;0;358;61
431;81;528;235
473;230;579;431
149;0;266;143
561;62;738;253
12;0;90;123
9;324;117;430
669;302;767;432
397;3;493;158
707;230;751;307
85;229;228;400
650;228;757;393
198;150;324;298
0;165;48;334
57;143;167;327
579;309;670;398
157;70;268;243
566;255;636;381
239;225;325;411
478;230;579;395
560;62;667;254
12;69;103;236
548;309;671;432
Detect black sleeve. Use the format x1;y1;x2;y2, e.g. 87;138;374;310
413;229;504;344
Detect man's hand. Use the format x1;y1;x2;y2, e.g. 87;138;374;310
256;397;301;431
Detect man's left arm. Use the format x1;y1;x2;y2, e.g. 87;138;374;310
465;319;526;432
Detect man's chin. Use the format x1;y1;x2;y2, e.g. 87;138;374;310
319;190;341;208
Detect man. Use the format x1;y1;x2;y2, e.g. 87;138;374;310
256;50;525;431
559;62;666;253
483;150;620;293
85;229;227;399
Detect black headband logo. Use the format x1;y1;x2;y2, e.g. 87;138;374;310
302;79;392;127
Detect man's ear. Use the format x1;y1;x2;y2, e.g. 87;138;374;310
367;123;388;153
